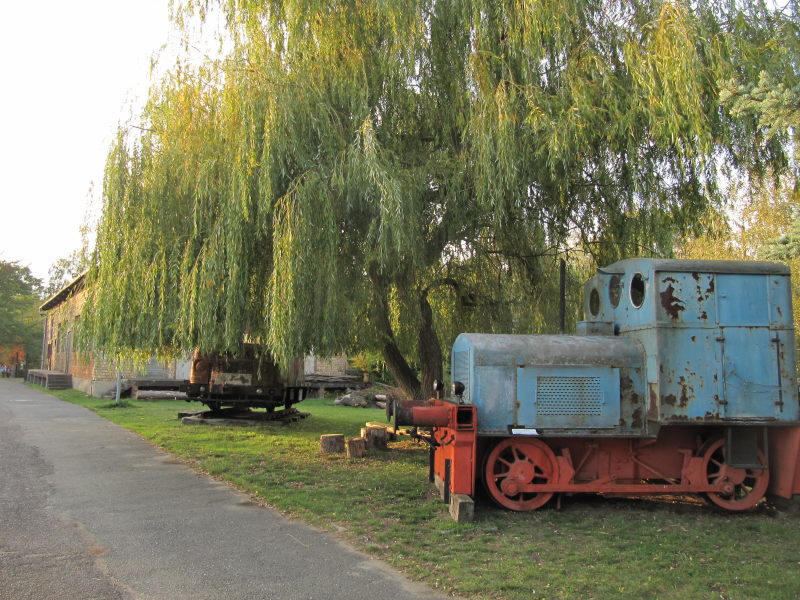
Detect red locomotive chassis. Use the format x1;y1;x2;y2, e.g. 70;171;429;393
397;399;800;512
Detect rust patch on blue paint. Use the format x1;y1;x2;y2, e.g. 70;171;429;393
631;407;643;428
648;383;659;420
677;376;693;408
660;280;686;320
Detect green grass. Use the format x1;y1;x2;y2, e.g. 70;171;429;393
33;386;800;599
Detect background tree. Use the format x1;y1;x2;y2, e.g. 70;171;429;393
44;222;93;299
719;0;799;171
0;260;43;369
84;0;796;399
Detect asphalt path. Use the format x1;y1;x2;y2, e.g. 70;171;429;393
0;379;449;600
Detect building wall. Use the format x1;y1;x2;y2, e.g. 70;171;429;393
304;354;348;376
42;284;188;397
44;287;87;374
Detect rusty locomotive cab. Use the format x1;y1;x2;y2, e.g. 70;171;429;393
390;258;800;517
182;345;307;413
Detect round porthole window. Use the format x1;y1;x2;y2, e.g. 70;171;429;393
630;273;646;308
589;287;601;316
609;274;622;308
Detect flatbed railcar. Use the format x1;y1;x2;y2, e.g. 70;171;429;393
390;258;800;514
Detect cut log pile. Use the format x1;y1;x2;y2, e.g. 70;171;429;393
320;423;395;459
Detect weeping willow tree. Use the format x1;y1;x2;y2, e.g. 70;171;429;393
83;0;793;399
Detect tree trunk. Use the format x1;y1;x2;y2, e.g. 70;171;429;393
417;290;443;400
380;339;422;400
369;279;422;400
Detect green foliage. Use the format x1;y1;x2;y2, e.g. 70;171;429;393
718;1;800;170
763;208;800;261
85;0;797;397
0;260;43;366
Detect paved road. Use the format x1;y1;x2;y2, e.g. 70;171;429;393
0;379;448;600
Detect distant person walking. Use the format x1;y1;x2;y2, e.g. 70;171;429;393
0;365;8;378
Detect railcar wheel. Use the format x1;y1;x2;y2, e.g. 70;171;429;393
484;438;557;511
700;438;769;511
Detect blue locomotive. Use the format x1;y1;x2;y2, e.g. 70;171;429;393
391;259;800;518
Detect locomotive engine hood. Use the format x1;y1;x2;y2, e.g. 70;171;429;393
451;333;645;435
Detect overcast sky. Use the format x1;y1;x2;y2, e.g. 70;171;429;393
0;1;175;282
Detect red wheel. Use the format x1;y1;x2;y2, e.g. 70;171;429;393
701;438;769;511
484;438;557;511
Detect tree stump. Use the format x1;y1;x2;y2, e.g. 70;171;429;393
346;437;367;458
320;434;345;453
361;426;388;451
366;421;396;442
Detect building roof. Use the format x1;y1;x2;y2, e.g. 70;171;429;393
40;270;89;312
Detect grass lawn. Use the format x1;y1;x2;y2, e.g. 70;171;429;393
34;387;800;599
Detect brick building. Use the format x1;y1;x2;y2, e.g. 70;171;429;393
39;273;347;396
38;272;185;397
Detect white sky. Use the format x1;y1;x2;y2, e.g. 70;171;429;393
0;1;175;283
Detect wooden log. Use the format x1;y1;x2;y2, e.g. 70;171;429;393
346;437;367;458
365;422;397;441
320;434;345;453
361;426;388;451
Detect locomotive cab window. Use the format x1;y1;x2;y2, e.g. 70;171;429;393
588;288;601;316
630;273;646;308
608;274;621;308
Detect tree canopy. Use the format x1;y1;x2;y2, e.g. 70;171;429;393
0;260;43;368
84;0;799;399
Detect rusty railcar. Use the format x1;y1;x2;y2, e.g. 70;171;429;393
390;259;800;515
182;345;307;413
